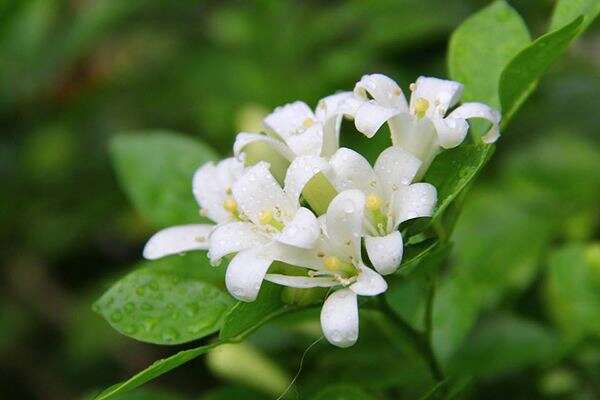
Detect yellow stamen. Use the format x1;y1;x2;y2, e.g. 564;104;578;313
258;209;284;231
302;118;315;129
414;97;429;118
223;197;238;214
366;193;382;211
323;256;356;276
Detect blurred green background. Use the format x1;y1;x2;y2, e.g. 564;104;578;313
1;0;599;399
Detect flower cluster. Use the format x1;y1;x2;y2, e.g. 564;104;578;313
143;74;500;347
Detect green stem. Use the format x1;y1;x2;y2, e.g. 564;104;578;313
378;297;444;382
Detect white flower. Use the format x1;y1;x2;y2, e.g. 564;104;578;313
208;156;331;302
264;190;388;347
142;157;245;260
349;74;501;176
327;147;436;275
233;92;355;162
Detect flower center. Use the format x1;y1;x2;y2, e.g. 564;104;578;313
222;196;241;220
414;97;429;118
258;209;285;231
302;117;315;128
323;256;357;276
366;193;387;235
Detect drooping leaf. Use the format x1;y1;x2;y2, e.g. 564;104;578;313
550;0;600;31
499;16;584;126
110;131;218;229
94;258;233;345
220;283;292;340
545;243;600;342
312;384;377;400
448;0;530;106
448;314;561;378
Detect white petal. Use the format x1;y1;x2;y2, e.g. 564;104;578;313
225;246;273;302
447;102;501;144
233;132;295;161
192;162;229;223
325;189;365;260
354;100;401;138
374;146;421;199
265;274;338;288
269;242;323;270
276;207;320;249
263;101;315;140
391;183;437;228
364;232;403;275
432;117;469;149
316;92;354;157
284;155;330;207
350;265;388;296
208;221;268;264
388;113;438;177
329;148;380;195
410;76;463;117
232;162;294;225
354;74;409;111
320;288;359;348
143;224;214;260
283;123;323;157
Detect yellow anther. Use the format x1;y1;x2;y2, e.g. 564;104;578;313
258;210;273;225
409;83;416;92
223;197;238;214
366;193;382;211
414;97;429;118
302;118;315;128
324;256;340;271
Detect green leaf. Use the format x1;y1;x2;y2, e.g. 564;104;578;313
110;131;219;228
94;257;233;345
94;283;294;400
93;340;225;400
312;384;376;400
424;143;494;227
448;0;530;106
220;283;292;340
550;0;600;31
545;243;600;342
448;314;561;378
499;16;584;126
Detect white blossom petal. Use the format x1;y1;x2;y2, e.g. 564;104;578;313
276;207;320;249
264;274;338;288
350;265;388;296
208;221;268;264
388;113;439;177
263;101;315;140
269;242;323;270
374;146;421;199
192;162;229;223
143;224;213;260
448;102;501;144
316;92;354;157
432;117;469;149
410;76;463;117
284;123;324;156
325;189;365;260
364;232;403;275
225;246;273;301
320;288;359;348
391;183;437;228
284;155;330;207
232;162;295;225
354;100;401;138
354;74;409;111
233;132;295;161
329;148;380;196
